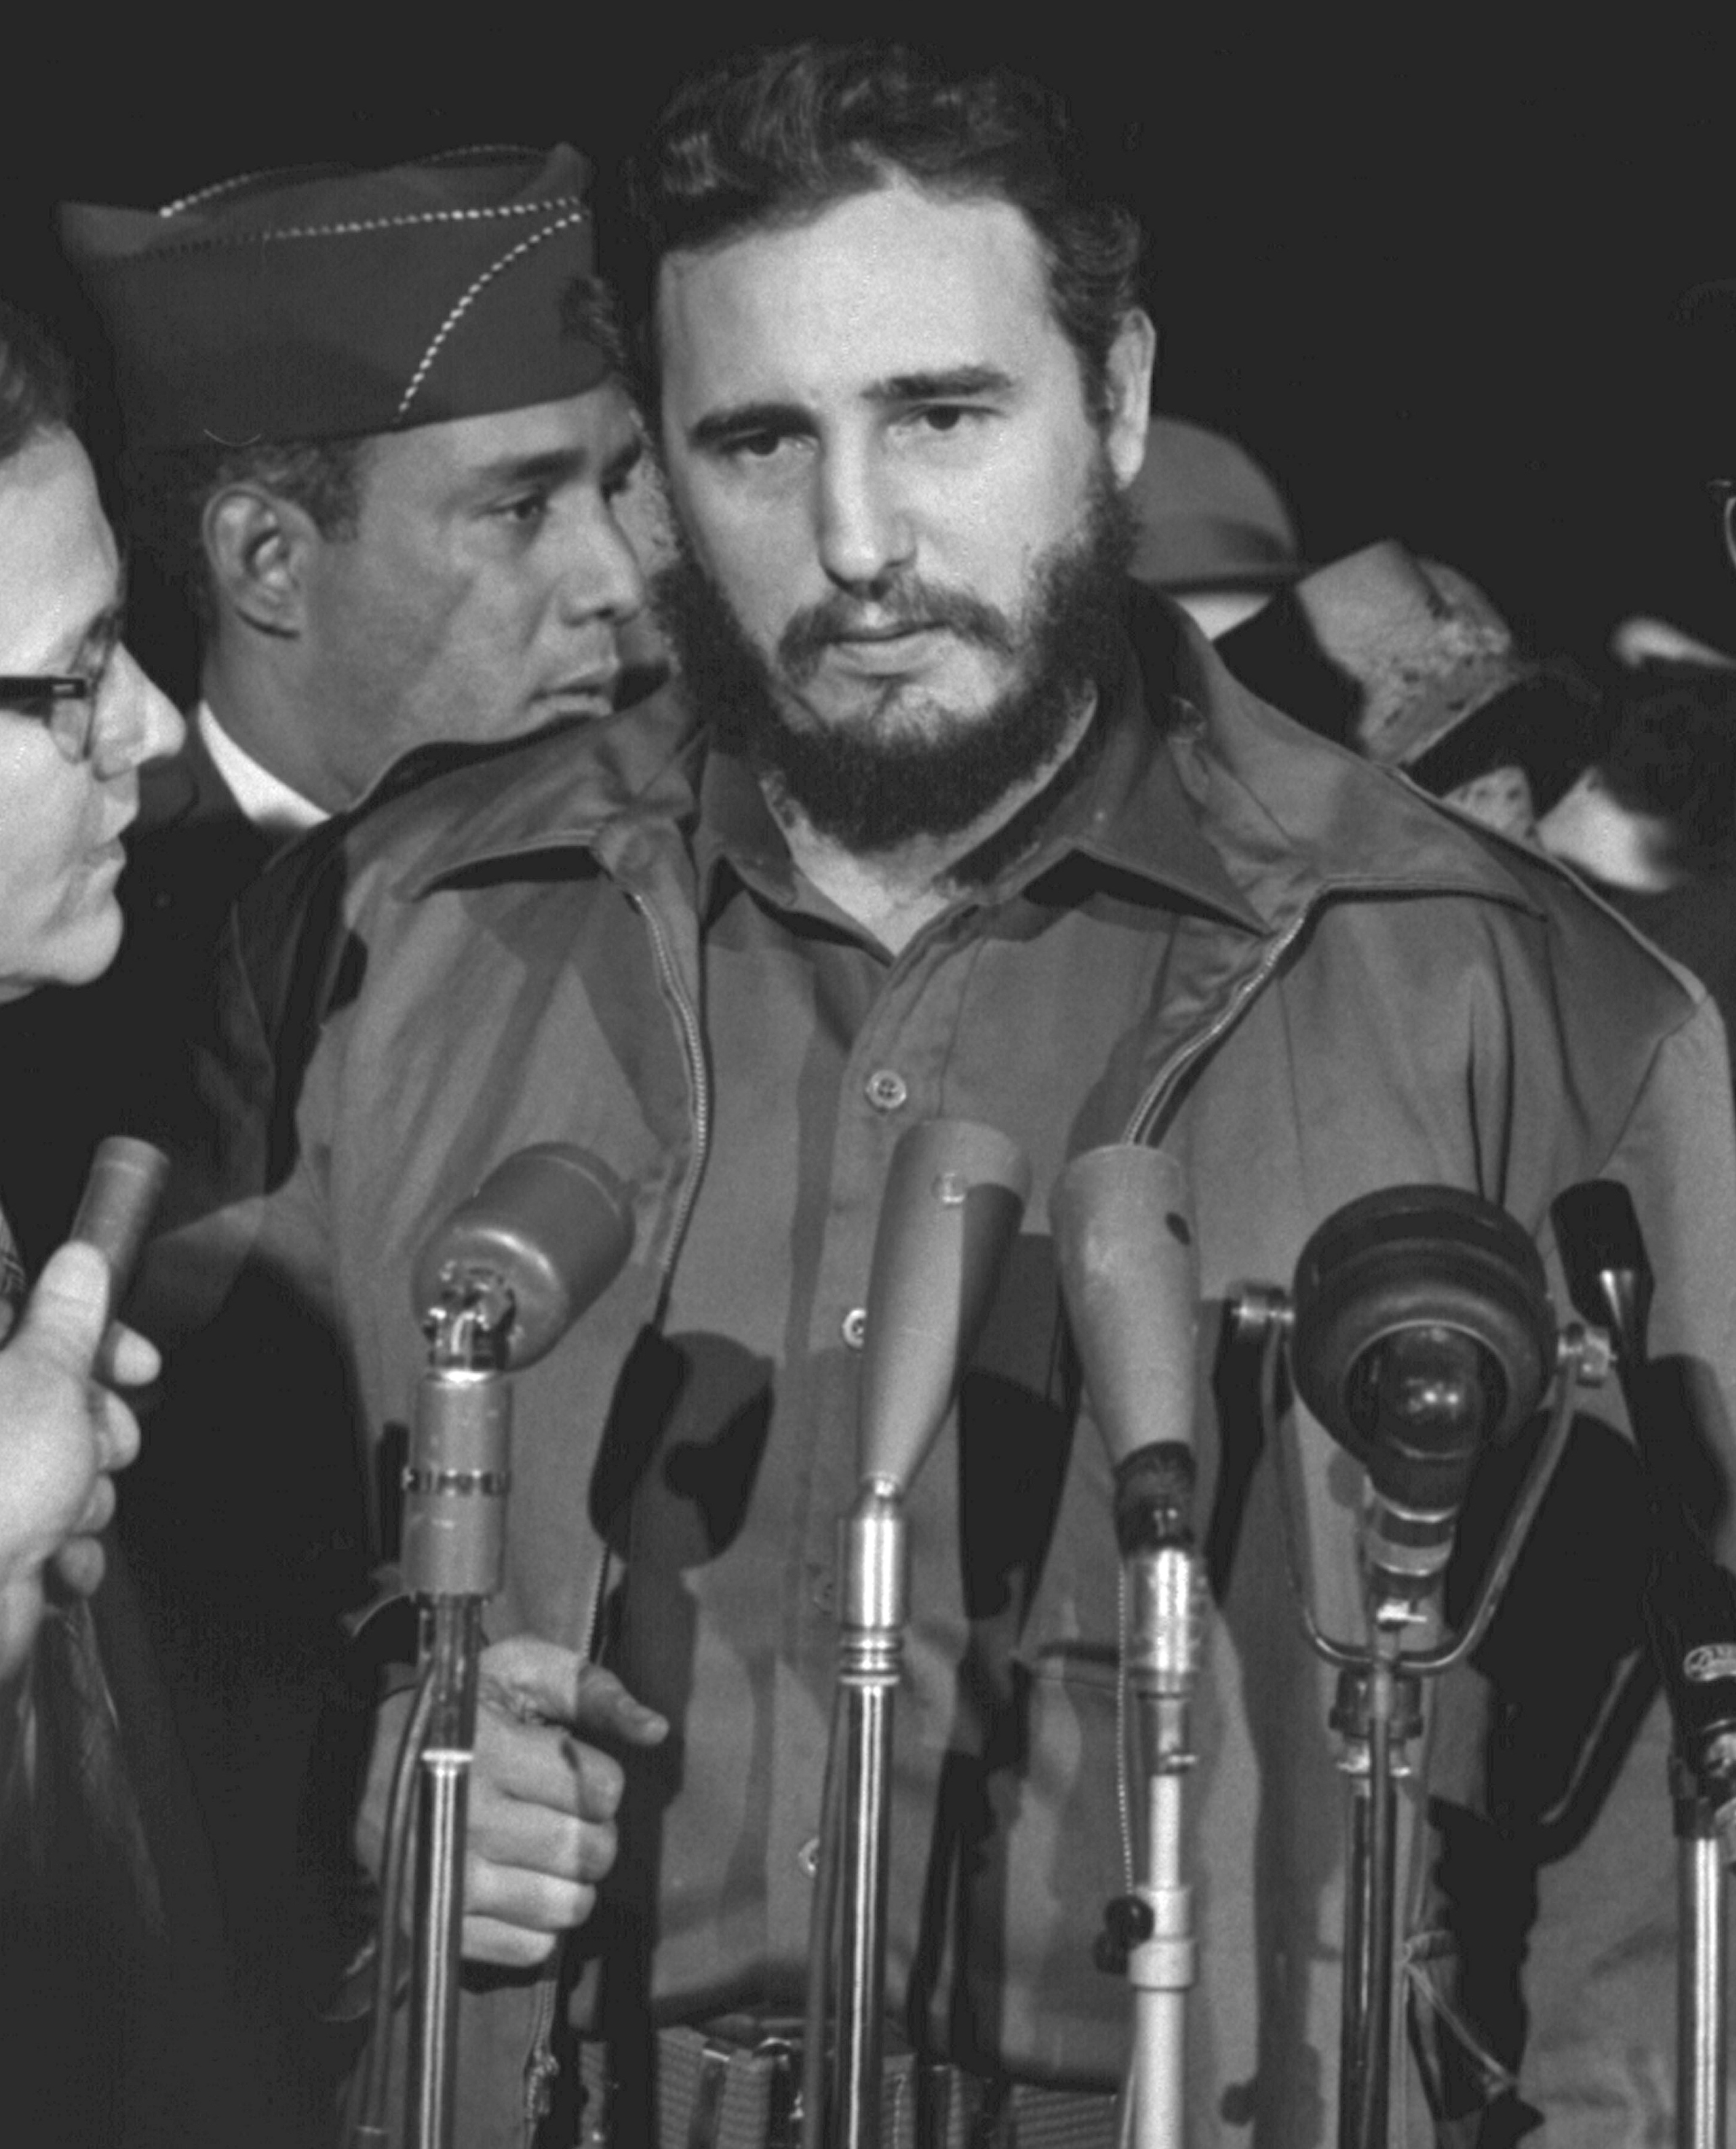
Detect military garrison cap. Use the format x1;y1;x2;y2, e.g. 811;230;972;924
59;145;609;450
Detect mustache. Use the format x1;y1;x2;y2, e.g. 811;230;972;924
778;582;1017;681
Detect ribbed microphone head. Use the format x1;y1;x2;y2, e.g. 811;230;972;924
1053;1144;1198;1472
858;1120;1031;1491
412;1144;634;1368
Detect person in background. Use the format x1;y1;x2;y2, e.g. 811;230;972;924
1123;411;1302;637
1538;662;1736;1043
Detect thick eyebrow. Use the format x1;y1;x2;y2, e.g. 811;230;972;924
470;447;590;493
469;436;645;495
687;401;807;454
687;366;1016;454
868;364;1016;405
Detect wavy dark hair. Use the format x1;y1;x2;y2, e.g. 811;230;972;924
0;300;74;466
628;41;1143;419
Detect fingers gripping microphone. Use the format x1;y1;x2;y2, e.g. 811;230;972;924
1053;1144;1199;1553
1291;1185;1554;1617
404;1145;633;1602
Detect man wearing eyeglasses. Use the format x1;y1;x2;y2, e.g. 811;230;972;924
0;298;252;2146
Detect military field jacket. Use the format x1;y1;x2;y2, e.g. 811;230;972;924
150;603;1736;2147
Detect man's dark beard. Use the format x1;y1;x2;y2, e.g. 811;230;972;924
655;468;1138;853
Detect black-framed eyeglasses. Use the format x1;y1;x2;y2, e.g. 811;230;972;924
0;629;120;764
1709;478;1736;577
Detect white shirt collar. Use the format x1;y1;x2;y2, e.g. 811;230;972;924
197;702;329;836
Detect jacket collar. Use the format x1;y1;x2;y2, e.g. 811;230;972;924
390;591;1547;931
391;690;701;898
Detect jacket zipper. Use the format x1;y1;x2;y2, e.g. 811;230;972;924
577;888;711;1683
626;887;712;1287
519;1967;562;2141
1121;907;1313;1145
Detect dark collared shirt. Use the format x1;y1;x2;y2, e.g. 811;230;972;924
607;653;1262;2043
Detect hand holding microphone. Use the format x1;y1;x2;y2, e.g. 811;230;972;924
0;1137;167;1675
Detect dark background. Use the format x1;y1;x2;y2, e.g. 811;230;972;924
6;13;1735;667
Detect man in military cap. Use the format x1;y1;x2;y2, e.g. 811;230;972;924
50;145;656;2144
62;142;652;847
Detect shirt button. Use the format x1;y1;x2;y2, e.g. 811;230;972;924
841;1307;868;1350
797;1835;822;1879
864;1068;908;1113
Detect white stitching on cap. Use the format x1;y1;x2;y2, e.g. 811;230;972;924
158;163;347;216
421;144;540;166
146;197;585;258
394;206;589;426
158;144;548;218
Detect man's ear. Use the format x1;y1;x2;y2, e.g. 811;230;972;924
202;486;320;637
1102;308;1158;490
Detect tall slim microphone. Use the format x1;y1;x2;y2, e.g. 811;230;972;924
1053;1143;1204;2147
813;1119;1028;2149
1553;1178;1736;1845
1290;1185;1554;1618
1052;1144;1199;1551
1551;1178;1652;1394
857;1119;1030;1491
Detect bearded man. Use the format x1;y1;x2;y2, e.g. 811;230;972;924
151;43;1736;2146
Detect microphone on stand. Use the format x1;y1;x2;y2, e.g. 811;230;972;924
857;1118;1031;1492
1052;1143;1199;1553
364;1145;633;2149
1551;1177;1736;2140
806;1117;1030;2149
1551;1178;1652;1390
1289;1185;1555;1621
403;1144;633;1604
410;1142;633;1369
1052;1143;1202;2149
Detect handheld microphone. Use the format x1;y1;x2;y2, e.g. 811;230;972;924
70;1135;171;1315
1291;1185;1554;1616
1052;1144;1199;1554
857;1119;1030;1493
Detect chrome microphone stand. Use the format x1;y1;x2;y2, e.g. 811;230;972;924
1232;1187;1610;2149
802;1120;1030;2149
1054;1142;1203;2149
1104;1482;1205;2149
350;1145;631;2149
401;1274;514;2149
1552;1178;1736;2149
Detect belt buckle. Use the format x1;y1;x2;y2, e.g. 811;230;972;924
753;2035;800;2149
